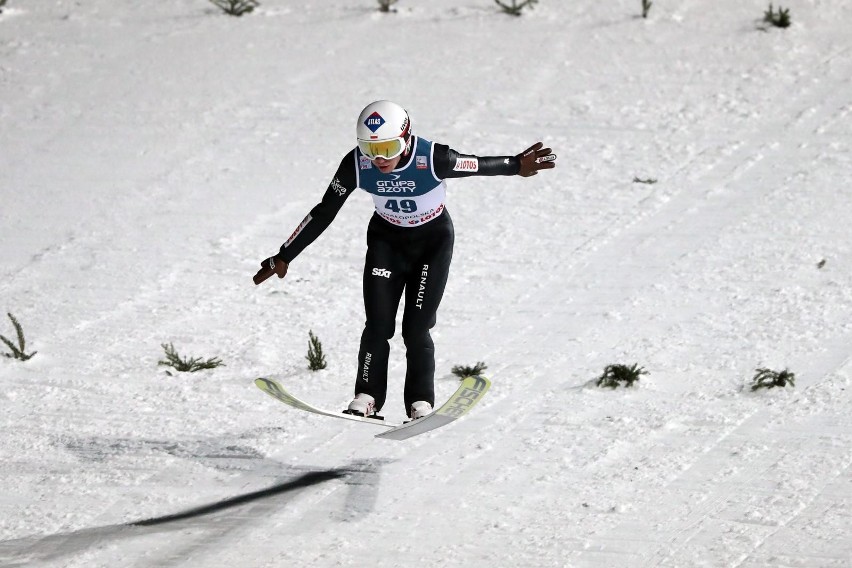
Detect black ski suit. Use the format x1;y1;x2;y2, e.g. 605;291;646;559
276;135;520;412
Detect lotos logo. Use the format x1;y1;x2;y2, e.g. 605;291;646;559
364;112;385;133
453;157;479;172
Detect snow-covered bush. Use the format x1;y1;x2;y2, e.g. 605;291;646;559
377;0;398;13
595;363;647;388
209;0;258;17
763;4;791;28
633;176;658;185
451;361;488;379
306;330;327;371
750;367;795;391
158;343;224;374
494;0;538;17
1;313;37;361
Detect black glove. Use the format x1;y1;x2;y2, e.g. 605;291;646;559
516;142;556;177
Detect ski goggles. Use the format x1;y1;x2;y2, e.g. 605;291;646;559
358;137;406;160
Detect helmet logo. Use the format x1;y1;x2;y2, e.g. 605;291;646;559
364;112;385;133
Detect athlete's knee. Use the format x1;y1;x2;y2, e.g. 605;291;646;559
363;319;395;342
402;326;433;350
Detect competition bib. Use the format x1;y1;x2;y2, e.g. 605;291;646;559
370;181;446;227
355;136;446;227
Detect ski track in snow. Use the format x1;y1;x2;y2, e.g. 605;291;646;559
2;1;852;567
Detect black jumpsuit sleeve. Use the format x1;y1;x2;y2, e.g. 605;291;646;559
432;143;521;179
276;150;358;264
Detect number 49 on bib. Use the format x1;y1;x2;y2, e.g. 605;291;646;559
385;199;417;214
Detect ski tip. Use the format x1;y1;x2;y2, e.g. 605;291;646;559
255;377;288;399
460;374;491;390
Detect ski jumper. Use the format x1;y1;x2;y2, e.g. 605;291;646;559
277;136;520;412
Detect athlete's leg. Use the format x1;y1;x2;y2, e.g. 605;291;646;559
355;220;406;411
401;214;454;411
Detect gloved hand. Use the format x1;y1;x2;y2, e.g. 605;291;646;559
253;255;288;285
516;142;557;177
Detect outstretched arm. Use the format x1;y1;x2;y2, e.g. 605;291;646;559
253;151;358;285
433;142;556;179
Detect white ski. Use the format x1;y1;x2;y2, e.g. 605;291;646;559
254;375;490;440
254;377;397;427
376;375;490;440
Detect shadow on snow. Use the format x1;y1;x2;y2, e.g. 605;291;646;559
0;464;385;567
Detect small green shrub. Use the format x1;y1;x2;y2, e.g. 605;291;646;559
595;363;647;388
751;367;795;391
494;0;538;17
209;0;258;17
306;330;327;371
1;313;37;361
633;176;658;185
377;0;398;12
158;343;224;374
451;361;488;379
763;4;791;28
642;0;652;19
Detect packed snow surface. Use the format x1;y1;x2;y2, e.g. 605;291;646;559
1;1;851;566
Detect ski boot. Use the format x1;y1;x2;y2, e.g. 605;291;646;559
408;400;432;420
343;393;382;420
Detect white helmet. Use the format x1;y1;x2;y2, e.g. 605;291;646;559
356;100;412;160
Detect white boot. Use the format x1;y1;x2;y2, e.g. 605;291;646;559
345;393;376;417
409;400;432;420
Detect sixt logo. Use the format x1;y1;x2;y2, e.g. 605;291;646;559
372;268;391;278
364;112;385;133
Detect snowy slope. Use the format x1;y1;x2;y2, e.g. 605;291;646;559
1;0;851;566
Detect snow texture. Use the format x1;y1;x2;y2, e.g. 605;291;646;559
1;0;851;566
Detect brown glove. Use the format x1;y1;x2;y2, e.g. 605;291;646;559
516;142;557;177
253;256;288;285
